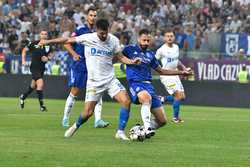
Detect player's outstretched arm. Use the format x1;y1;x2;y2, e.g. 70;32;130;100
64;43;80;61
38;37;76;46
116;54;141;65
178;60;192;71
21;48;27;66
155;66;193;76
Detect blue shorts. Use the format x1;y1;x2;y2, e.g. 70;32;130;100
68;68;87;89
128;82;162;109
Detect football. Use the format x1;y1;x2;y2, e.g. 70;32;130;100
129;124;146;142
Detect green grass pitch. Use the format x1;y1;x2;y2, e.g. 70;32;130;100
0;97;250;167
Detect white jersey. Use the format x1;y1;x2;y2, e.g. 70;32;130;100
75;32;122;86
155;43;179;70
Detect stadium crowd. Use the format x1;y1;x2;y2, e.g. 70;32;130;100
0;0;250;60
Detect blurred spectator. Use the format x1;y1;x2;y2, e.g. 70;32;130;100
230;14;242;33
175;26;187;49
0;0;249;60
16;31;29;54
183;26;195;51
0;48;6;73
73;4;85;27
237;64;250;83
235;48;248;61
60;13;74;37
7;28;18;53
242;15;250;33
224;16;233;32
122;0;134;14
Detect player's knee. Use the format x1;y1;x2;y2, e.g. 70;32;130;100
139;93;152;104
121;97;131;108
70;87;79;96
175;93;185;100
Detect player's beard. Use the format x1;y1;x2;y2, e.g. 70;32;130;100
140;44;148;50
88;20;95;28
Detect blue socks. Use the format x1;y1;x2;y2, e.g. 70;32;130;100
76;114;87;129
75;107;130;130
173;100;181;119
165;95;174;103
118;107;130;130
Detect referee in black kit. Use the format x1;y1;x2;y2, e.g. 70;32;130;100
20;30;53;112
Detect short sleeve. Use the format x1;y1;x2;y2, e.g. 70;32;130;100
151;54;160;70
122;46;131;58
155;48;162;60
75;34;88;44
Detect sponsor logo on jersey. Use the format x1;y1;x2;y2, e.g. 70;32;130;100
91;48;112;56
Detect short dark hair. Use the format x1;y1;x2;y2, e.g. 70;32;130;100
96;18;109;31
139;29;150;36
164;27;175;34
88;6;97;13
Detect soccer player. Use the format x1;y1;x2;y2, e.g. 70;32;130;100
156;28;191;123
38;18;141;140
122;29;192;138
20;30;53;112
62;7;109;128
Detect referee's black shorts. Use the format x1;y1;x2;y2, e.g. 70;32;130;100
31;70;44;81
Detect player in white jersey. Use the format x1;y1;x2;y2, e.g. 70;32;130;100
62;7;109;129
156;28;191;123
39;19;141;140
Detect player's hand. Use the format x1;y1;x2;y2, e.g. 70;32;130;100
73;54;81;61
38;39;48;46
181;69;193;75
184;67;192;72
41;56;49;62
131;57;141;65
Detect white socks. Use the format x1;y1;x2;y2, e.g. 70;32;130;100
63;93;76;120
141;103;152;130
94;98;103;124
150;116;160;130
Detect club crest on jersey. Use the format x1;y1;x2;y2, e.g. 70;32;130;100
133;51;138;55
45;45;50;52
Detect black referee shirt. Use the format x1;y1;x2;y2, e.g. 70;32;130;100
25;40;52;71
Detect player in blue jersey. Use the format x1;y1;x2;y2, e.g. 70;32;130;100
62;7;109;128
122;29;192;138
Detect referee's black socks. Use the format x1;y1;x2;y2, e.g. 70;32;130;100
23;86;34;99
36;90;44;107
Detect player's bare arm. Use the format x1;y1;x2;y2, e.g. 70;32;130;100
155;66;192;76
178;60;191;71
21;47;27;65
38;37;77;46
117;54;141;65
64;43;81;61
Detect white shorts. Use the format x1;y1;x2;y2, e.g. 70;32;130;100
85;77;126;102
160;76;184;95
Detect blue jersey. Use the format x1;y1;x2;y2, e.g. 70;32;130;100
70;24;94;71
67;24;94;88
122;44;162;109
122;44;160;83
